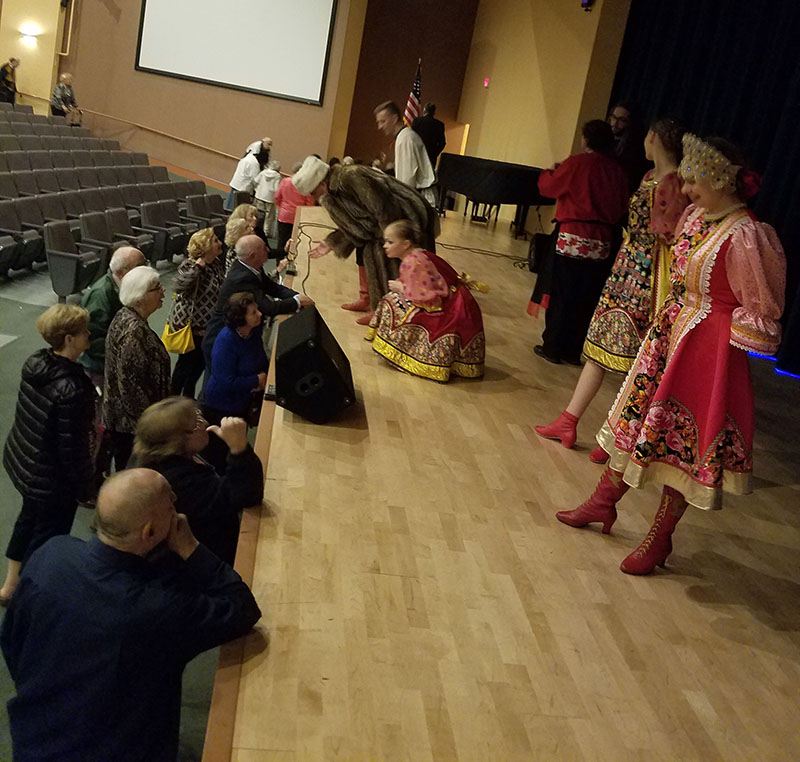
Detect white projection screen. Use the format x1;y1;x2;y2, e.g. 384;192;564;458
136;0;337;105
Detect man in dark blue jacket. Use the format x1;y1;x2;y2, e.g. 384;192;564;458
0;468;261;762
202;234;314;370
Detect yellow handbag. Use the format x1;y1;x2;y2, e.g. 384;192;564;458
161;320;194;354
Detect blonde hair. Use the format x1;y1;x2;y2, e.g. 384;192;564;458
229;204;257;223
225;217;251;248
187;227;216;259
36;304;88;351
132;397;197;464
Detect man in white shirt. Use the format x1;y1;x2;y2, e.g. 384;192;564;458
244;136;272;157
374;101;437;206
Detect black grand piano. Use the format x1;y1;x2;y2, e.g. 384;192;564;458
436;153;554;237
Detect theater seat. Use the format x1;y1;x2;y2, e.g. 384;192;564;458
28;151;53;170
57;191;87;220
0;173;20;200
105;207;157;263
43;221;105;302
5;152;30;172
100;186;140;226
38;194;82;239
81;211;155;261
0;229;20;277
11;171;41;198
140;201;188;263
50;150;73;168
186;195;226;229
0;200;43;270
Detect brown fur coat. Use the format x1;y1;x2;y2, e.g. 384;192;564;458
322;165;439;309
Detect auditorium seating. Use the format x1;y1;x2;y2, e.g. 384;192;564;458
0;106;225;297
43;221;105;302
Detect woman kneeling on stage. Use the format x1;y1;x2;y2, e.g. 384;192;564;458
366;220;486;382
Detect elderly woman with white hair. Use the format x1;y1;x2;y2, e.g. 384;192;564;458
103;265;170;470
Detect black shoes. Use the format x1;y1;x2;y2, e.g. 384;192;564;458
534;345;561;364
534;345;583;367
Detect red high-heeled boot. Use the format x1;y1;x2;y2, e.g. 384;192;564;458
534;410;578;449
589;445;610;464
556;467;628;534
342;266;370;312
620;486;688;575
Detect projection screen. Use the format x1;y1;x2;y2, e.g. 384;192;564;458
136;0;337;105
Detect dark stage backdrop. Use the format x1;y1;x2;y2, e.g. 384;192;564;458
610;0;800;374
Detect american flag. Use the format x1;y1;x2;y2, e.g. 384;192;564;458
403;62;421;127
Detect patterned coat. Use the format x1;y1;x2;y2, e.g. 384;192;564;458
103;306;170;434
168;256;225;335
321;165;439;309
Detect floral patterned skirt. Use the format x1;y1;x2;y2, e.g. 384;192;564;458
366;290;485;382
597;295;754;510
583;236;669;373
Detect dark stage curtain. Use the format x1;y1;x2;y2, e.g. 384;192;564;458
610;0;800;374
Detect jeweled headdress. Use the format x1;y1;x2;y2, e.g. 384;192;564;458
679;133;741;191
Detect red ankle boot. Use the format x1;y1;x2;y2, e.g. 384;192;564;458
589;445;610;464
355;311;374;326
620;486;688;575
556;468;628;534
342;266;370;312
534;410;578;449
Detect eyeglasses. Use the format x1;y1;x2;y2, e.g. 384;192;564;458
147;283;164;293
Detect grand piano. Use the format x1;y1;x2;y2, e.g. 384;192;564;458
436;153;554;237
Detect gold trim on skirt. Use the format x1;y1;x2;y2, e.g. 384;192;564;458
596;421;752;511
371;334;484;382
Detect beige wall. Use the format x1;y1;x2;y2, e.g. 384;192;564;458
0;0;64;111
59;0;365;184
458;0;631;172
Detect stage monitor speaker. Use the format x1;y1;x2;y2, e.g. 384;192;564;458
275;306;355;424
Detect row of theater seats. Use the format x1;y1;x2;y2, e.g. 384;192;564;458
0;165;170;198
0;149;149;171
0;135;120;153
0;188;228;299
0;122;91;137
0;106;230;299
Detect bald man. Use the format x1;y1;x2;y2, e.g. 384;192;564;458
80;246;147;382
201;234;312;371
0;469;260;762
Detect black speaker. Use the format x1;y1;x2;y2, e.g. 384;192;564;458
274;306;355;424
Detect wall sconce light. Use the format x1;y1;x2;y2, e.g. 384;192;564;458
20;22;41;48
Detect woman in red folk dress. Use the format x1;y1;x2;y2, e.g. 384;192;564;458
366;220;486;382
555;134;786;575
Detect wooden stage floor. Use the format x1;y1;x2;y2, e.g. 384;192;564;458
208;209;800;761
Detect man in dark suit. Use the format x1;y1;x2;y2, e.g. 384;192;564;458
202;234;313;369
0;468;261;762
412;102;447;169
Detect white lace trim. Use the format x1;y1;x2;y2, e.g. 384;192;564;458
668;208;750;357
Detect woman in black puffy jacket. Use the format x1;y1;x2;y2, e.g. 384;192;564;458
1;304;96;604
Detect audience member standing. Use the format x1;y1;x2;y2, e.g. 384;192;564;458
244;136;272;158
227;146;269;210
274;163;315;256
202;235;311;371
1;305;95;605
131;400;263;565
0;57;19;104
79;247;147;388
608;101;651;194
412;102;447;169
204;293;269;425
253;160;282;239
49;72;79;120
533;120;629;365
375;100;437;205
104;266;170;471
0;468;261;762
168;229;225;398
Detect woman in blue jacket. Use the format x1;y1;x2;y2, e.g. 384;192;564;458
203;292;267;422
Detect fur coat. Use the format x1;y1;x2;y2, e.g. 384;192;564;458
322;165;439;309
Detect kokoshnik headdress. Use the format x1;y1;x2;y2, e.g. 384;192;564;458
679;133;741;192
